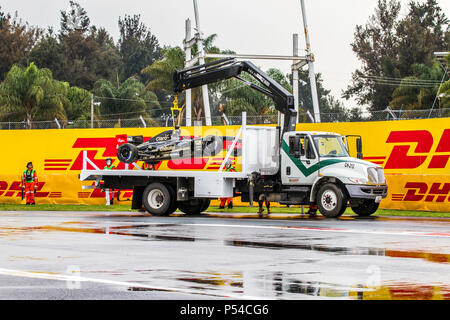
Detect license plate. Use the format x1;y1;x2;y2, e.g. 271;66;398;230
375;196;382;203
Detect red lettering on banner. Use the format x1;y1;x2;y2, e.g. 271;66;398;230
0;181;7;196
428;129;450;169
384;131;433;169
426;183;450;202
70;150;105;170
72;138;117;157
0;181;50;198
399;181;450;203
403;182;428;201
9;181;22;197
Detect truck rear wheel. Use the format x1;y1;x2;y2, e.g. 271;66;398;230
142;182;173;216
178;199;210;215
200;199;210;212
166;184;178;215
316;183;347;218
352;200;379;217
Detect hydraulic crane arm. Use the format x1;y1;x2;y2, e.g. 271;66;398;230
173;58;297;134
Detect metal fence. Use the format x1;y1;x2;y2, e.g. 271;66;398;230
0;108;448;130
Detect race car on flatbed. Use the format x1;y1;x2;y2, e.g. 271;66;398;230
117;129;230;165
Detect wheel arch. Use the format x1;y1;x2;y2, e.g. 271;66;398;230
310;176;349;203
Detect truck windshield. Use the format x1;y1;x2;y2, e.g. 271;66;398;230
312;135;349;158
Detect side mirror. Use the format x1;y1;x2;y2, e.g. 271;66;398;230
356;138;363;159
289;135;301;155
294;151;301;159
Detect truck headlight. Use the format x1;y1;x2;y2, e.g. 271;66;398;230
367;167;386;184
377;168;386;184
367;168;377;184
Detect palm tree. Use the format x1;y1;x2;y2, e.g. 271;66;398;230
390;60;446;117
0;63;67;128
141;46;185;94
92;77;161;126
142;35;223;124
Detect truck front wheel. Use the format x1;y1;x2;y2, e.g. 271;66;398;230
316;183;347;218
143;183;173;216
351;200;379;217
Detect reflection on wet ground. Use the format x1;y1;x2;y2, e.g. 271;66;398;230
4;222;448;265
126;270;450;300
0;212;449;300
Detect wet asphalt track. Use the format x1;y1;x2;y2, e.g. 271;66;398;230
0;210;449;300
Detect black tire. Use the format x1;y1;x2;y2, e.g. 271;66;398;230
351;200;379;217
200;199;210;212
117;143;138;164
202;135;223;156
166;184;178;215
316;183;348;218
142;183;172;216
178;199;210;215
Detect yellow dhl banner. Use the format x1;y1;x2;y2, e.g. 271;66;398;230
298;118;450;212
0;126;243;205
0;118;449;212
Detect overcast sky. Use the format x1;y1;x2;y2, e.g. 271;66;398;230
2;0;449;109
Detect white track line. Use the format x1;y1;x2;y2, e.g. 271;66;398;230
0;267;270;300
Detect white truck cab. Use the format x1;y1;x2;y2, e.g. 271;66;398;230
281;131;388;217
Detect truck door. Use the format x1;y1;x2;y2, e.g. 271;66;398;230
281;134;319;185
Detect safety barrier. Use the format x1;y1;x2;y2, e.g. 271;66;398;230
0;118;448;212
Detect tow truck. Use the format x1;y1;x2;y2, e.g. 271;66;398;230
79;58;388;218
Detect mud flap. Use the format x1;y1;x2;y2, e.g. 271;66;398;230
131;186;145;210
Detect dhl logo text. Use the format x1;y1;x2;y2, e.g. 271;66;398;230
0;181;61;198
364;129;450;169
392;182;450;203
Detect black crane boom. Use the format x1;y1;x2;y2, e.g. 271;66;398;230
173;58;297;134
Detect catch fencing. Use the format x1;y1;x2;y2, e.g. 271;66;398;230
0;108;449;130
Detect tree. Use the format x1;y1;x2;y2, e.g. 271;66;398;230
66;86;93;121
0;7;42;80
396;0;449;75
60;1;90;35
92;77;161;126
56;2;121;90
437;54;450;116
219;68;291;123
343;0;402;113
344;0;449;115
27;29;66;80
291;69;355;122
142;35;232;124
0;63;68;128
118;14;162;82
390;61;444;110
141;46;186;120
142;46;185;93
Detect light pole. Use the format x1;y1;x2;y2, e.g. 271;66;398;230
300;0;321;123
91;94;101;128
